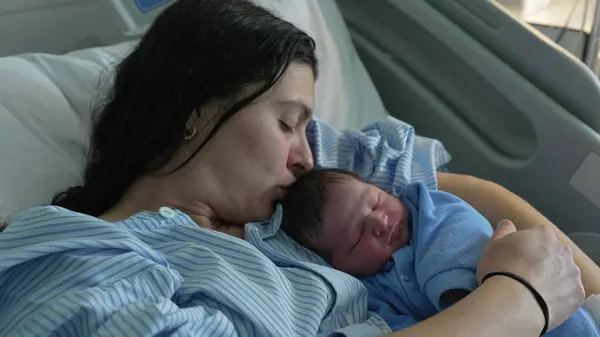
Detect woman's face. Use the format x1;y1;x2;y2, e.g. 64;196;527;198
177;63;315;224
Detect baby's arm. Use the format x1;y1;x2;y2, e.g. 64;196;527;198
402;183;493;311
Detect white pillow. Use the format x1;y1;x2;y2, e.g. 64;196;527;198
0;1;387;216
0;43;132;217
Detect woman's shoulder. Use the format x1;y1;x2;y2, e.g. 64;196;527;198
3;205;116;236
10;205;90;223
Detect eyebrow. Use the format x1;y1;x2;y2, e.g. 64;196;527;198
280;100;313;121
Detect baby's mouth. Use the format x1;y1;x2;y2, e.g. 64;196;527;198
388;221;399;244
388;218;407;245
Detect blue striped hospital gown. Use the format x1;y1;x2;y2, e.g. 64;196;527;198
0;117;450;337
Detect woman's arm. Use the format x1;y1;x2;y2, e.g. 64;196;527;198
385;276;544;337
437;172;600;296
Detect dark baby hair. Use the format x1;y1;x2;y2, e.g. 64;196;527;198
280;168;361;257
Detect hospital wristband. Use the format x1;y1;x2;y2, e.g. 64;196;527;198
482;271;549;336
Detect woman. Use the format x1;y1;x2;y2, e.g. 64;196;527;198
0;0;591;336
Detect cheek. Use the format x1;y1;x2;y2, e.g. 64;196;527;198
363;242;393;265
216;118;272;168
235;115;288;169
349;241;393;274
210;132;252;171
243;134;289;179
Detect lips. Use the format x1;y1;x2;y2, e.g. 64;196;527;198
387;220;399;244
388;218;407;246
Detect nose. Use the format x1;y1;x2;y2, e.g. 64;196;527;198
287;135;314;176
368;212;390;239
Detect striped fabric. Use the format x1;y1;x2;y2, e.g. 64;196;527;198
0;118;449;337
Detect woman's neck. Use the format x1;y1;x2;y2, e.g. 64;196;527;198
98;173;246;239
99;174;220;229
100;200;245;239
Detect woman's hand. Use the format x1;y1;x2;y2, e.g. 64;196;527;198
476;220;585;330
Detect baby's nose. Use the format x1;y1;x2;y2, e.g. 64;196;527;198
371;213;389;237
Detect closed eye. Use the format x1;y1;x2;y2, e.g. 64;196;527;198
279;120;294;133
349;222;364;253
373;194;381;210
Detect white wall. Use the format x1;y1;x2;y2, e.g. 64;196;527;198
496;0;598;32
0;0;129;56
496;0;598;63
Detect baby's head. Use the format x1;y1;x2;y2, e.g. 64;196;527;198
281;168;410;276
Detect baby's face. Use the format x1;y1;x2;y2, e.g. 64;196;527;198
315;178;410;276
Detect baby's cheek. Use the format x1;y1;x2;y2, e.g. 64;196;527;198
360;246;393;273
373;248;393;267
335;245;395;275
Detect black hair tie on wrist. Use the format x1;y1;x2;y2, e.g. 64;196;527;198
482;271;549;336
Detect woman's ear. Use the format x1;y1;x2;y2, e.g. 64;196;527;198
184;109;200;138
193;102;226;142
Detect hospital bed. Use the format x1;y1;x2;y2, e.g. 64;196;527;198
1;0;600;261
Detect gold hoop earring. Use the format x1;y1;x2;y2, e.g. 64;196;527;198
183;126;197;140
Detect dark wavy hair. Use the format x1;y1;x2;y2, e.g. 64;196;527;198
51;0;317;216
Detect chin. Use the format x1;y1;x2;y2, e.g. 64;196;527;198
375;259;390;272
350;260;388;276
367;256;392;274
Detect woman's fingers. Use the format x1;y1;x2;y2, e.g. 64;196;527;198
490;219;516;241
476;224;585;330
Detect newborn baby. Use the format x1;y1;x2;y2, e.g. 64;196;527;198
280;168;599;335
